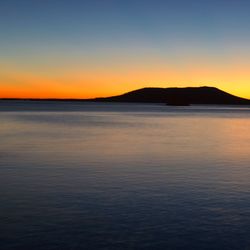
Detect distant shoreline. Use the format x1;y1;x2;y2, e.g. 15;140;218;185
1;99;250;106
1;86;250;105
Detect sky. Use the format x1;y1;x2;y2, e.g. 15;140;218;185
1;0;250;98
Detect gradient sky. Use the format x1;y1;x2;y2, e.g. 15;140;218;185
1;0;250;98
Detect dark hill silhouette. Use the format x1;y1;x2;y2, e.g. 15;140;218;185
1;86;249;105
94;87;250;105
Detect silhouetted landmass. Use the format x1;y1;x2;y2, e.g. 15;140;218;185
1;87;250;105
94;87;250;105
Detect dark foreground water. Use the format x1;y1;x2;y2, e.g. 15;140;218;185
1;101;250;250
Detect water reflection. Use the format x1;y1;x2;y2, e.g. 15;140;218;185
1;104;250;249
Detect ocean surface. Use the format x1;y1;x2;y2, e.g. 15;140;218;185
1;101;250;250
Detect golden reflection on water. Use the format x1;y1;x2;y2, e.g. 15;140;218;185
1;105;250;250
1;109;250;166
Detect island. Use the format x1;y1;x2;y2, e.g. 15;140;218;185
93;86;250;105
1;86;250;105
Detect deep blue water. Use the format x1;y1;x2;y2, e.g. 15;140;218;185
1;101;250;250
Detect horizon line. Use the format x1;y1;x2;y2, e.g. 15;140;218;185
0;86;249;101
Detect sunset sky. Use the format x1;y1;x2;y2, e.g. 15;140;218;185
1;0;250;98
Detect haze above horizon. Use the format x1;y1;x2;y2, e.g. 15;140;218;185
1;0;250;98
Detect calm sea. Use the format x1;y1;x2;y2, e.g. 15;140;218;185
1;101;250;250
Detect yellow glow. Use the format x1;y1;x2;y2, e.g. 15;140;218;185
1;61;250;99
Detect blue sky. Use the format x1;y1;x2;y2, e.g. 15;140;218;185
1;0;250;98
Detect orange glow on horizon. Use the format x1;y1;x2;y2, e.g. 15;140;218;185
1;62;250;99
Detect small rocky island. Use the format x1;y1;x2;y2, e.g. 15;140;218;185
2;86;250;106
93;86;250;105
